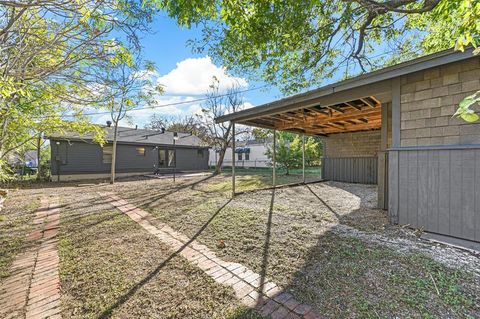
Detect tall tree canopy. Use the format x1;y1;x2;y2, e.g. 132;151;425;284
0;0;159;177
158;0;479;93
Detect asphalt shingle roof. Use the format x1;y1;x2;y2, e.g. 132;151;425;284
48;126;206;147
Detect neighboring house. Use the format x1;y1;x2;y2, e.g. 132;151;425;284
217;48;480;249
7;150;38;168
209;139;271;168
48;126;209;181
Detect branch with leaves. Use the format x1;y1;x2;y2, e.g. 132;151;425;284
158;0;478;94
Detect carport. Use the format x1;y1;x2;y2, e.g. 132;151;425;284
217;82;392;211
216;48;480;249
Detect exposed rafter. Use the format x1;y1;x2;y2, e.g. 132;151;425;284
238;95;382;135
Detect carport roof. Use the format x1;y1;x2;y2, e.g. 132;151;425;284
216;47;476;135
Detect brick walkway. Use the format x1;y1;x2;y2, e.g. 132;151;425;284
0;197;62;319
102;192;324;319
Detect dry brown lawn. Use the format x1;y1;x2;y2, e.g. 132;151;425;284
1;174;479;318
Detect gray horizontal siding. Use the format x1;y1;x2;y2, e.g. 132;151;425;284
389;148;480;242
322;157;378;184
51;141;209;175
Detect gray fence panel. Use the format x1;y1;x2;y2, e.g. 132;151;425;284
322;157;378;184
389;147;480;243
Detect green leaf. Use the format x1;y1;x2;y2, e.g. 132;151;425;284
460;113;480;122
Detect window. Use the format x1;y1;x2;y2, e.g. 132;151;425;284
159;149;176;167
136;147;146;156
159;149;166;166
238;153;242;161
102;145;113;164
168;150;175;167
245;153;250;161
197;149;204;158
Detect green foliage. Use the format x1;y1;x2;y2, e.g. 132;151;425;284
454;92;480;122
409;0;480;54
0;0;158;179
265;132;322;174
250;128;271;141
158;0;478;94
159;0;480;122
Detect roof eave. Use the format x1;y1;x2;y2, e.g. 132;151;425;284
216;47;476;124
48;136;207;148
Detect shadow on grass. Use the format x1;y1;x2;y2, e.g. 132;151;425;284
96;197;233;319
256;189;275;307
304;184;340;219
61;176;477;318
112;173;215;209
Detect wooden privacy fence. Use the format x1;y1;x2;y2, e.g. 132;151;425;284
389;146;480;243
322;156;378;184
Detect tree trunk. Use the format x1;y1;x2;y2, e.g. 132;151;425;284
213;123;233;175
110;123;119;184
36;133;42;180
214;147;227;175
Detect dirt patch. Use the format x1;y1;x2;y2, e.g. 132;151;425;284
112;174;480;318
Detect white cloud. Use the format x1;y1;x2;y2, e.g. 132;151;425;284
90;57;253;128
91;95;204;127
158;56;248;95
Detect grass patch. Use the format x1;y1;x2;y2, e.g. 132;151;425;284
5;174;473;319
291;234;478;318
0;194;39;279
58;192;265;318
208;167;323;192
208;175;269;193
121;175;479;318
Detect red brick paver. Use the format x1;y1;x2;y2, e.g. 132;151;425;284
0;197;62;319
101;192;324;319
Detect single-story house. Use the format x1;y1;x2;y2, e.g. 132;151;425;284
48;126;209;181
209;139;272;168
216;48;480;249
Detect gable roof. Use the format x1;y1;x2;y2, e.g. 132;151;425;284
216;47;477;124
48;126;207;148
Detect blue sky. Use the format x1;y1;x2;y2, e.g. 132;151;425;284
93;13;412;128
98;14;282;128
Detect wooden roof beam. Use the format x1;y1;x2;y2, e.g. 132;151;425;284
361;98;376;108
326;105;345;114
323;122;345;129
344;101;362;110
275;107;381;130
370;95;382;106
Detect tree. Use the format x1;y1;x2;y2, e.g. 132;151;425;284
0;0;158;177
266;132;322;175
250;128;272;141
158;0;478;94
146;114;210;143
100;58;163;184
197;76;249;174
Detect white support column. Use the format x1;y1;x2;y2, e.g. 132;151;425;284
302;134;306;183
392;77;401;148
232;122;236;197
272;129;276;188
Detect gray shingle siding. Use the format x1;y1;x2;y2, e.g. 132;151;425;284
50;140;209;175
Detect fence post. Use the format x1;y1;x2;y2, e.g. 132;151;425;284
232;123;236;198
302;134;305;183
272;129;276;188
